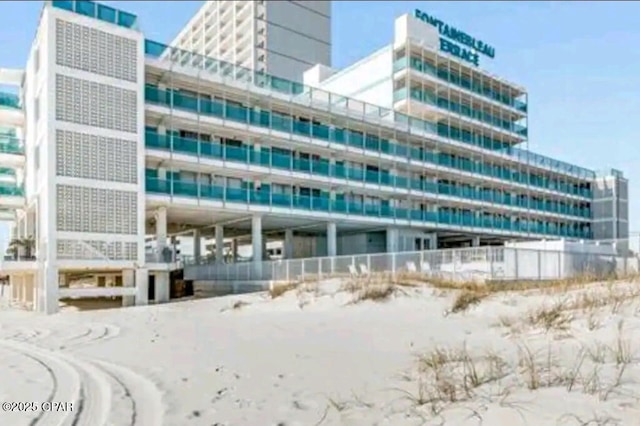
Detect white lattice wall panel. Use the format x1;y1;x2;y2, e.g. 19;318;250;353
55;130;137;183
55;19;138;83
55;74;137;133
56;184;137;234
56;239;138;261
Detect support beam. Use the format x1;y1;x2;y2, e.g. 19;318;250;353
18;275;25;304
155;207;167;250
425;232;438;250
155;272;170;303
135;268;149;306
327;222;337;257
262;238;267;261
122;269;135;307
42;265;59;314
231;239;238;262
284;229;294;259
10;275;17;302
215;225;224;264
252;215;263;263
25;274;34;306
386;228;399;253
193;229;201;263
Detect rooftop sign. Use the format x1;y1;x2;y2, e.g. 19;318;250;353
414;9;495;67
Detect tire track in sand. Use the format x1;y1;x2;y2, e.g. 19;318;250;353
0;337;164;426
2;327;52;343
0;339;112;426
92;359;165;426
0;339;82;426
59;324;121;350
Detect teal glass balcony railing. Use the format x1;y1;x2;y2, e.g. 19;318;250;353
401;88;528;137
0;167;16;176
144;85;593;199
143;39;594;182
0;136;24;155
0;92;20;110
145;131;591;219
145;176;591;239
51;0;138;29
0;182;24;197
394;56;528;113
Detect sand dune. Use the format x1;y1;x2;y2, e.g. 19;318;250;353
1;278;640;425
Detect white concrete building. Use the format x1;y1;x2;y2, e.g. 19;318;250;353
0;1;627;314
171;0;331;82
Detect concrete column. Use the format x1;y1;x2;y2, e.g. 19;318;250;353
215;225;224;264
42;265;59;314
135;268;149;306
386;228;399;253
122;269;135;307
231;239;238;262
155;272;170;303
252;215;263;278
25;275;35;307
21;215;28;242
193;229;201;263
284;229;294;259
471;236;480;247
425;233;438;250
156;207;167;250
327;222;337;257
262;238;268;261
29;274;38;311
18;275;25;303
10;275;17;302
252;215;263;263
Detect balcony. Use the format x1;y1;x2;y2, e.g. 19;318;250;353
396;88;528;138
0;182;25;209
0;209;14;220
51;0;138;30
145;176;591;240
394;56;528;113
0;92;20;110
1;237;37;273
0;136;25;168
143;39;593;182
144;85;593;199
0;93;24;127
145;131;591;219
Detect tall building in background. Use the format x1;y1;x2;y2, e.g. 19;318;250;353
171;0;331;82
0;1;628;314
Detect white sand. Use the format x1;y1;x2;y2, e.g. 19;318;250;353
1;278;640;425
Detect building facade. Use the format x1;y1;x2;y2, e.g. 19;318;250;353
0;1;628;314
171;0;332;82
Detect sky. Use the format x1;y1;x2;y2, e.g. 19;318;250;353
0;0;637;244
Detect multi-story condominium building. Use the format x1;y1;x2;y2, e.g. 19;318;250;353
171;0;332;82
0;1;627;314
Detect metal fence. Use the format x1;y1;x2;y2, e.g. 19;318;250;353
184;243;640;284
